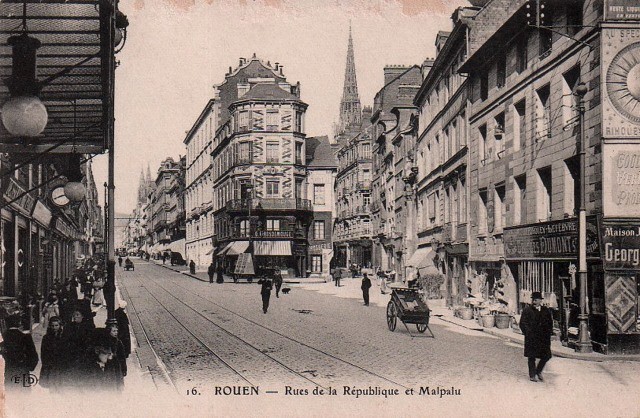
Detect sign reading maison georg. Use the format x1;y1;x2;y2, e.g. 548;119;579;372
602;221;640;270
503;218;599;259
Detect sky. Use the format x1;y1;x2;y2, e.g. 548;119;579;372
92;0;469;213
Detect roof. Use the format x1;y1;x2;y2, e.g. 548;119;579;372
0;0;116;154
234;83;299;103
306;136;337;169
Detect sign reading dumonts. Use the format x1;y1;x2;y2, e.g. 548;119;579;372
503;218;600;260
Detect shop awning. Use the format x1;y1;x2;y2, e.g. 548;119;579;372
205;248;214;255
226;241;250;256
216;242;233;256
406;247;435;268
254;241;292;256
168;239;185;254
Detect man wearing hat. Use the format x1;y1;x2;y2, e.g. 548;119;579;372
519;291;553;382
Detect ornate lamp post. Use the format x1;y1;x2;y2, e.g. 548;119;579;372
575;82;592;353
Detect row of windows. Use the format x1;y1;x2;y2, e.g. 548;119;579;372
417;177;467;231
234;107;303;133
338;142;372;170
419;111;467;176
212;139;304;180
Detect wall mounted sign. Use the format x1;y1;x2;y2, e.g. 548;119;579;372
605;0;640;21
601;221;640;270
602;29;640;137
602;143;640;217
503;218;599;259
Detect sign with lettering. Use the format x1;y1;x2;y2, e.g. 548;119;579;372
234;253;255;275
603;143;640;217
31;201;52;228
602;29;640;136
503;218;599;259
602;221;640;270
605;0;640;21
3;178;36;216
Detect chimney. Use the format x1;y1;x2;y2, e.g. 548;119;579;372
228;66;232;75
421;58;435;80
239;57;246;66
383;65;409;85
279;64;284;76
274;62;279;71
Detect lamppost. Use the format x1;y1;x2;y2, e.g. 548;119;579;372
246;183;254;258
575;82;592;353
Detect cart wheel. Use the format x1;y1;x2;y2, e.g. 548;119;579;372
386;301;397;332
416;323;427;333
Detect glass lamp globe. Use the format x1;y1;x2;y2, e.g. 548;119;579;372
64;182;86;202
114;28;123;47
1;96;48;137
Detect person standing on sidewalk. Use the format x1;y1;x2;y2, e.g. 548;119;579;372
216;262;225;283
115;300;131;358
0;315;39;391
361;273;372;306
259;277;273;314
334;268;342;287
273;267;283;298
39;316;68;390
189;260;196;275
208;262;216;284
519;291;553;382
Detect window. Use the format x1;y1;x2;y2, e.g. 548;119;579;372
479;124;488;165
238;142;252;164
562;65;581;127
362;143;371;159
295;111;303;132
535;85;551;140
240;219;250;237
295;142;303;165
266;109;279;130
314;220;325;240
266;180;279;197
564;157;580;217
566;1;583;36
266;219;280;231
480;72;489;100
514;175;527;225
495;112;505;159
497;54;506;88
513;100;526;151
494;185;506;232
266;142;279;163
539;27;553;58
237;110;249;132
295;179;304;200
537;166;552;221
478;189;488;235
363;194;371;209
428;193;437;223
362;169;371;183
459;177;467;223
313;184;325;205
311;255;322;273
516;31;528;73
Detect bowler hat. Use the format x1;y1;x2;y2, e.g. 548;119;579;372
531;291;543;300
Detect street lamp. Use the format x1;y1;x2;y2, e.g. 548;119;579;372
575;82;592;353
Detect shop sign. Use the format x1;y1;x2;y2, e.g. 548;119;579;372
3;178;36;216
308;242;332;253
603;143;640;217
32;200;52;228
605;0;640;21
602;221;640;270
503;218;599;259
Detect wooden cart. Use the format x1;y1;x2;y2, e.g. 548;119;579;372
386;286;434;337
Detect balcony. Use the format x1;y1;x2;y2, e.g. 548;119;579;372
226;198;312;213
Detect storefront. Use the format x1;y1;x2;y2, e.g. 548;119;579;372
503;218;602;348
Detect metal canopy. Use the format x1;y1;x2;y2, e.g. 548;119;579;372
0;0;114;154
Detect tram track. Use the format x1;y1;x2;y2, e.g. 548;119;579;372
153;270;410;390
123;273;328;390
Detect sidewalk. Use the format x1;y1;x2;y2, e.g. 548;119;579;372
296;276;640;362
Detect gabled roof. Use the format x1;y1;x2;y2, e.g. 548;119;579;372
306;136;338;169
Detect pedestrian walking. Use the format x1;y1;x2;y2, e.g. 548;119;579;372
273;267;283;298
115;300;131;358
99;324;127;382
78;292;96;327
361;273;372;306
39;316;69;390
189;260;196;275
63;309;95;368
92;276;105;307
259;277;273;314
334;268;342;287
208;262;216;284
0;315;39;391
216;262;225;283
162;253;167;265
118;256;123;267
42;291;61;330
519;291;553;382
60;280;77;324
83;346;123;392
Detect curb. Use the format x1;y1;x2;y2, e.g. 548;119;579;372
433;315;640;362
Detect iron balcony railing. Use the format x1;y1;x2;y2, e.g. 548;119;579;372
225;198;313;212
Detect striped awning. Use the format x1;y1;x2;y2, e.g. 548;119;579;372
226;241;250;256
254;241;292;256
216;242;234;256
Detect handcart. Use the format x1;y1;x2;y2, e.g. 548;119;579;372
386;286;434;338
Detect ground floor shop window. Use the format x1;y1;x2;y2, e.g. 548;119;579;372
311;255;322;273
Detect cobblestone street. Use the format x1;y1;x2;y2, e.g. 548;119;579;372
116;261;640;417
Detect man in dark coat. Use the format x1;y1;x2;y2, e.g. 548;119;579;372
115;300;131;358
0;315;39;390
189;260;196;274
216;262;225;283
361;273;372;306
273;267;283;298
519;291;553;382
259;278;273;314
208;262;216;284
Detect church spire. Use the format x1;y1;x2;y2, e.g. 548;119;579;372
339;22;362;134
